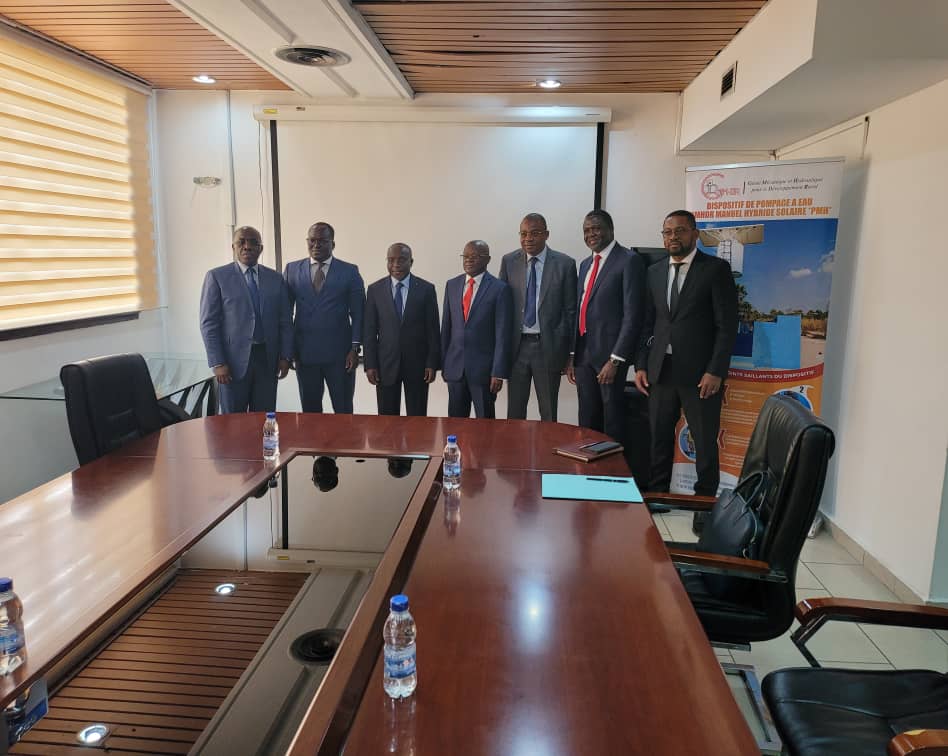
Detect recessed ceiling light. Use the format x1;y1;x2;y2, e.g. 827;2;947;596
537;79;562;89
76;724;110;745
215;583;236;595
192;74;216;85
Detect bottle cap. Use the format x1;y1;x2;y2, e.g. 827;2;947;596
0;577;12;593
447;435;457;444
266;412;276;419
390;594;409;612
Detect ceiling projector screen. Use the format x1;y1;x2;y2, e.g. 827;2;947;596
274;119;598;292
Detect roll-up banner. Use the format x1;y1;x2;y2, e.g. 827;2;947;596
676;158;844;493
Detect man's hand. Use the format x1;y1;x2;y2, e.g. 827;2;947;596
423;368;436;384
213;364;232;385
596;360;618;385
698;372;723;399
365;368;380;385
277;358;290;380
565;356;576;385
345;349;358;373
489;377;504;394
633;369;650;396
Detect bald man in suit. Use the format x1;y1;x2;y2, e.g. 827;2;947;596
499;213;578;422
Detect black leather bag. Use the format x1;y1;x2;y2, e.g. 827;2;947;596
696;470;772;599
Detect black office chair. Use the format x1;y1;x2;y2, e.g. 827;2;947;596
646;394;836;644
61;353;191;465
763;597;948;756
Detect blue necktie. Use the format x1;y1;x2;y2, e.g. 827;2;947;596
394;281;404;320
246;267;263;342
523;256;538;328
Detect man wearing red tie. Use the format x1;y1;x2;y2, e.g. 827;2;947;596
566;209;646;444
441;240;513;418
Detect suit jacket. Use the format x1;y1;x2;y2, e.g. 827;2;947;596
440;271;513;384
635;250;739;385
283;257;365;366
498;247;578;372
363;275;441;386
575;243;646;368
199;262;293;382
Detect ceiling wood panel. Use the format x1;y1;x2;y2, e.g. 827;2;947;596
354;0;767;93
0;0;290;90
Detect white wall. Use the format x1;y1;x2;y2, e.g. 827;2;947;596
155;90;761;420
777;78;948;599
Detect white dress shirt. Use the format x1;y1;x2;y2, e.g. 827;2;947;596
665;247;697;354
463;271;486;309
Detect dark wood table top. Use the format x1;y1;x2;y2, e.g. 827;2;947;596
0;413;757;754
335;468;758;755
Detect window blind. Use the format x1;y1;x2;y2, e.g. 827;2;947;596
0;35;157;333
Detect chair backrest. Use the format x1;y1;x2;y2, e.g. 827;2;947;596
733;394;836;638
61;353;165;465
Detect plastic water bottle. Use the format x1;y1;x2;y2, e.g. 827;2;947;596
383;594;417;699
262;412;279;460
0;578;25;677
442;435;461;491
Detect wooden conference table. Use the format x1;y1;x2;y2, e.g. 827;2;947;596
0;413;757;755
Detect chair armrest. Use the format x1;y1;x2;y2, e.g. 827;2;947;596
796;598;948;632
888;729;948;755
666;546;776;580
643;492;717;511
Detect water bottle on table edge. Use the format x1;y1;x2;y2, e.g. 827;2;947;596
0;577;25;677
383;594;417;699
263;412;280;460
442;435;461;491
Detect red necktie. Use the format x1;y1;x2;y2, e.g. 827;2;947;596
579;253;601;335
462;277;475;321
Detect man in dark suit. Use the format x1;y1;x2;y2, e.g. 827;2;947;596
441;240;513;419
199;226;293;414
566;209;646;444
283;222;365;413
363;242;441;416
499;213;578;422
634;209;738;497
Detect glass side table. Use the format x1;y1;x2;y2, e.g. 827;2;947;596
0;353;216;504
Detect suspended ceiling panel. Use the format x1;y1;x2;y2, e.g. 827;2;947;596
352;0;768;93
0;0;290;90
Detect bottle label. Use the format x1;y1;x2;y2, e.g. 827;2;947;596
383;643;416;679
0;625;24;654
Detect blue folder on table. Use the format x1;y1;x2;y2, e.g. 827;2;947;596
541;474;643;503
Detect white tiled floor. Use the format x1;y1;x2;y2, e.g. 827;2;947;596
654;512;948;678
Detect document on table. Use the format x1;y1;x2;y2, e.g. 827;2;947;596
541;474;643;503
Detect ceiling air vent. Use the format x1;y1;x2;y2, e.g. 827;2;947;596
274;45;351;68
721;63;737;99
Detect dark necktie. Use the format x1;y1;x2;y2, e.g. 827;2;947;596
245;267;263;342
669;262;684;317
312;262;325;293
394;281;404;320
523;256;538;328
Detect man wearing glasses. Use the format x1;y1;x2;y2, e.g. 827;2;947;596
634;210;738;498
199;226;293;413
499;213;578;422
441;240;513;418
283;221;365;413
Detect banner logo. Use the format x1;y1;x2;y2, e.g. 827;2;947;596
700;172;740;200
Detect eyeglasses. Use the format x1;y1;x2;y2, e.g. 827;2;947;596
519;230;547;239
661;226;694;238
460;254;488;262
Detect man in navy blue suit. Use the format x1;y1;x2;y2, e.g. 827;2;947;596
566;209;646;444
441;240;513;419
199;226;293;414
283;222;365;413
